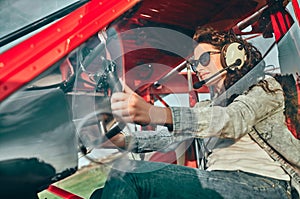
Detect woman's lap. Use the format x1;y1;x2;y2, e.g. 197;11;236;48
97;160;290;199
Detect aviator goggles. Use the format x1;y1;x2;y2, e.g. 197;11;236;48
188;51;221;72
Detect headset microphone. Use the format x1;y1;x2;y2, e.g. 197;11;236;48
193;59;242;89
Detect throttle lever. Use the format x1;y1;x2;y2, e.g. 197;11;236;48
101;61;125;139
106;61;123;93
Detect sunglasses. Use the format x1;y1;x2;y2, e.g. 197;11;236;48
188;51;221;72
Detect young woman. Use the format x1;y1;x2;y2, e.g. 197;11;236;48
93;27;300;198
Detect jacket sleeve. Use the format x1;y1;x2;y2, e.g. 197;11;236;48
125;128;193;153
170;77;285;139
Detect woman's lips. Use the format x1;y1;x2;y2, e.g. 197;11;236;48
199;72;210;80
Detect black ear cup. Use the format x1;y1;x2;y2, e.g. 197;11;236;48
220;42;247;70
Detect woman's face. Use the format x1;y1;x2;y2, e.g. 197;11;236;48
193;43;226;90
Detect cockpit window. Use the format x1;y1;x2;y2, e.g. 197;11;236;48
0;0;87;51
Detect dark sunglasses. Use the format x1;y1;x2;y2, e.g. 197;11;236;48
189;51;221;72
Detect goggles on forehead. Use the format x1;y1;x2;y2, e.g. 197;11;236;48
188;51;221;72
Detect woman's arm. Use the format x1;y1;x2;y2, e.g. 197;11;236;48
110;77;284;140
103;129;193;153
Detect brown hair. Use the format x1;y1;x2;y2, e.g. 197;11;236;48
274;74;300;139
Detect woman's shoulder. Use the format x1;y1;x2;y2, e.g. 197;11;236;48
251;75;283;92
239;75;284;101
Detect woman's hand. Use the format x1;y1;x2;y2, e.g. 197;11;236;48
111;84;152;125
110;84;173;126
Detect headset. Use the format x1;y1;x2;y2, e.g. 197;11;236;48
220;42;247;70
193;42;247;89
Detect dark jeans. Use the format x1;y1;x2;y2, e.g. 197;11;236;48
92;160;292;199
